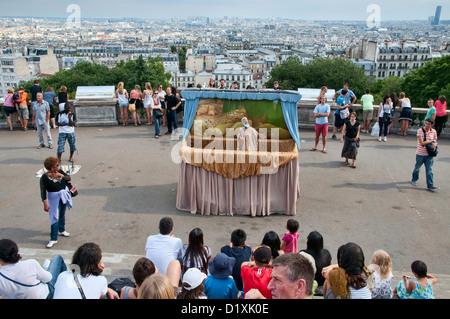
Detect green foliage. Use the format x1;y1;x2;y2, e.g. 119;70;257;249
18;56;172;95
369;76;404;105
267;56;372;98
401;55;450;107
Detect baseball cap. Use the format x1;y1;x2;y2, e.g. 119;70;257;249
182;268;207;290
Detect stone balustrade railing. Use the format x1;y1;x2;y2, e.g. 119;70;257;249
298;100;449;138
1;99;448;138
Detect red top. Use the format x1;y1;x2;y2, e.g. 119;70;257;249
241;265;272;299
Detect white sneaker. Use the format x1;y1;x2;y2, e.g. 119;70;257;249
43;259;51;270
46;241;57;248
383;137;387;142
378;137;382;142
58;231;70;237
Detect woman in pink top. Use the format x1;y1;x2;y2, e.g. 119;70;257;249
3;88;17;131
130;85;143;126
434;95;447;137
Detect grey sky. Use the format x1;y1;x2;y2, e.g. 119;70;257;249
0;0;447;21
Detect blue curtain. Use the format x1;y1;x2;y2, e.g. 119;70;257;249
180;89;302;150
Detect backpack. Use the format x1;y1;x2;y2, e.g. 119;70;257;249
107;277;136;296
12;91;23;106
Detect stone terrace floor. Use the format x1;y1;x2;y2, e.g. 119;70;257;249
0;125;449;298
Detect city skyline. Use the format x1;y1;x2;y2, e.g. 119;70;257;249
0;0;448;22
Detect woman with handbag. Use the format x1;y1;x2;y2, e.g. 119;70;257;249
377;95;392;142
39;156;73;248
152;90;164;139
0;239;67;299
53;242;119;299
129;85;143;126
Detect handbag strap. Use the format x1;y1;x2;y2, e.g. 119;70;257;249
0;271;42;287
422;128;427;141
71;269;87;299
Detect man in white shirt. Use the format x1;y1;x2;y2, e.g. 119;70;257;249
145;217;182;275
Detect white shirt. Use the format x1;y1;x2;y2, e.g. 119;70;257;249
0;260;51;299
117;89;128;104
145;234;182;275
53;271;107;299
57;112;75;134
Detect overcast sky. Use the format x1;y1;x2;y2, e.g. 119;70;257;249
0;0;447;21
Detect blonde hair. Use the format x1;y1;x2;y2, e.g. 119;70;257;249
60;86;67;92
134;84;142;95
117;82;124;94
145;82;152;91
399;92;406;99
370;250;392;278
137;274;175;299
8;88;14;94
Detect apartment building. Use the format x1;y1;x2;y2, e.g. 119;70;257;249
358;39;431;79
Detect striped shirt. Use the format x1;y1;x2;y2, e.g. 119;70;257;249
416;128;437;156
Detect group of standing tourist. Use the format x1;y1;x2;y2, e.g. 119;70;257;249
115;82;181;139
313;83;446;191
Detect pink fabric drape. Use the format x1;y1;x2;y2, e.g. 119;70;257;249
176;158;299;216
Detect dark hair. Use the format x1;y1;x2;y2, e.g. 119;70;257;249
72;243;103;277
438;95;446;103
411;260;427;278
0;239;22;264
177;282;205;299
230;229;247;247
340;89;348;95
182;228;209;273
262;231;281;259
425;117;435;125
133;257;156;286
306;231;324;253
383;94;391;105
365;88;370;94
159;217;173;235
286;219;299;233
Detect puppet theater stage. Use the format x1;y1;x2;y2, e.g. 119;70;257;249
176;89;302;217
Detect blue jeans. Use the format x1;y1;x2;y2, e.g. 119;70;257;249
166;109;178;133
153;109;162;137
46;255;67;299
50;200;67;241
412;154;434;188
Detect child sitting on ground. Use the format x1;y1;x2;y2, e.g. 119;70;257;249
394;260;438;299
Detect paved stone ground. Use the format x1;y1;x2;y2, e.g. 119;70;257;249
0;124;449;298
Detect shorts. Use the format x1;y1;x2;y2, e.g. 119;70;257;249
315;123;328;137
3;106;17;117
18;105;29;120
57;132;77;154
363;109;373;121
119;102;129;108
334;113;345;128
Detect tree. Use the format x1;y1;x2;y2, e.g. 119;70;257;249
18;57;172;96
401;55;450;107
370;76;404;104
266;56;372;98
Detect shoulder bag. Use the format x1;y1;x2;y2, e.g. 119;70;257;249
422;128;438;157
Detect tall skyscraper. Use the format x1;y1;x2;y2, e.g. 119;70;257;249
433;6;442;25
